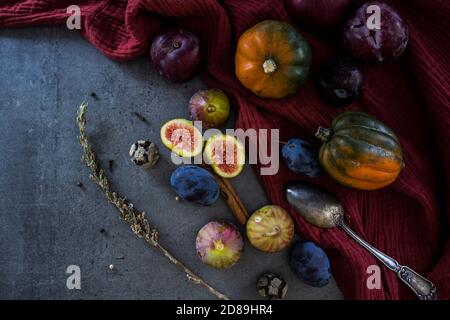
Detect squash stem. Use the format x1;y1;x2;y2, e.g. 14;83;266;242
262;59;277;74
315;127;332;142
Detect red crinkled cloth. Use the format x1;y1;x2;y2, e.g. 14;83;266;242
1;0;449;300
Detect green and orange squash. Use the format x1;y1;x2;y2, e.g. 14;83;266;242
316;112;404;190
235;20;312;99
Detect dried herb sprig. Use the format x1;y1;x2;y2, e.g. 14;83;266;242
77;102;229;300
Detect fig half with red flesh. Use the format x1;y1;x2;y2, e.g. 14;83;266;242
160;119;203;158
204;134;245;178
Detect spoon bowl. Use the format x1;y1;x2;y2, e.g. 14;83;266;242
285;181;343;228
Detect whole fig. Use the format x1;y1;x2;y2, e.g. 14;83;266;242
196;221;244;269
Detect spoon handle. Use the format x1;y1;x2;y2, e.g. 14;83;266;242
339;221;437;300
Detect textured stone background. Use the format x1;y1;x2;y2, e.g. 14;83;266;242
0;27;343;300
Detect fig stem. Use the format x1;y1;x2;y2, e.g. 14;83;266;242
315;127;332;142
172;41;181;49
262;58;277;74
214;240;225;251
263;226;281;237
207;105;216;113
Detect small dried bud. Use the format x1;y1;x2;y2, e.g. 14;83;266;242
256;273;288;299
129;140;160;169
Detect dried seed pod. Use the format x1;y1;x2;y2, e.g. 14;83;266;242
256;273;288;299
129;140;160;169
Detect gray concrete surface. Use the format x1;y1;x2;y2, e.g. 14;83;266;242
0;27;343;300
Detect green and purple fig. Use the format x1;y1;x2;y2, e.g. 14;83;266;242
188;89;230;129
195;221;244;269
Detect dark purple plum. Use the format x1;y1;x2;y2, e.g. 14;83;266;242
290;240;332;287
317;57;364;107
170;165;219;206
343;1;409;63
151;29;201;82
282;139;322;177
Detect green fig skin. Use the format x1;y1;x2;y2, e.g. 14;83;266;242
188;89;230;129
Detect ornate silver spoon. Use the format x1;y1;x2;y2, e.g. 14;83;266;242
285;181;437;300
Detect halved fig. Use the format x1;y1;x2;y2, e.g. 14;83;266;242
204;134;245;178
160;119;203;157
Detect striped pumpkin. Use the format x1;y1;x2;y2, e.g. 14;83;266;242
235;20;312;99
316;112;404;190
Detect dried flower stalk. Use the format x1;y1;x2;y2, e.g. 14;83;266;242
77;102;229;300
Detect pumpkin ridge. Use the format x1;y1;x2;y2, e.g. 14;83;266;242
291;43;313;67
276;31;311;67
273;28;311;74
334;136;402;173
326;153;395;186
322;147;380;187
332;112;398;139
333;127;401;153
334;124;399;143
332;134;403;168
327;143;396;182
274;69;301;94
236;47;260;62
